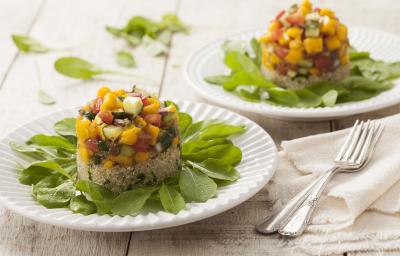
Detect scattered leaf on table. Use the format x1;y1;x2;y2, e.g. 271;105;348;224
38;90;56;105
11;34;49;53
115;51;136;68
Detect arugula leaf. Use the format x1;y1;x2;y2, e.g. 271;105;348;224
181;119;219;142
75;180;116;214
182;138;232;155
9;141;47;160
179;168;217;202
26;160;72;178
321;90;338;107
182;144;242;166
54;57;105;79
204;75;231;85
187;159;239;181
28;134;75;151
250;37;262;66
32;173;67;196
337;89;381;103
11;34;49;53
19;165;54;185
36;180;75;208
160;13;189;33
267;88;299;107
294;89;322;108
198;123;246;140
70;195;97;215
159;183;185;214
54;118;76;137
111;187;157;216
115;51;136;68
38;90;56;105
236;86;262;102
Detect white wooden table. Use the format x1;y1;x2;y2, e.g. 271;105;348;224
0;0;399;255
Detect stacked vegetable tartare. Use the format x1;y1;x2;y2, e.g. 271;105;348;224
76;86;180;193
259;0;350;88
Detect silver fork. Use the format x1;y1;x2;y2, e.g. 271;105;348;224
278;120;385;237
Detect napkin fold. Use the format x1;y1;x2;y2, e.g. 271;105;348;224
269;113;400;255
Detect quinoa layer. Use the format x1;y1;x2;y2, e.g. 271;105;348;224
77;146;181;193
261;64;350;89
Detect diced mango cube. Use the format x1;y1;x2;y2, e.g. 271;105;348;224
340;55;350;65
97;86;110;98
134;116;147;128
325;36;341;50
172;137;179;146
309;68;319;76
319;8;336;19
103;159;114;169
78;144;91;163
299;6;310;16
289;38;303;50
119;126;141;145
113;89;127;97
100;92;117;111
270;53;280;65
259;33;273;44
88;121;98;138
144;124;160;146
302;0;312;10
269;21;281;31
285;50;303;64
321;18;338;36
304;38;323;53
337;24;348;41
76;118;91;141
142;98;160;115
135;152;149;163
286;27;303;38
109;155;133;166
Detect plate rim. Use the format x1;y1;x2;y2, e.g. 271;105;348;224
183;26;400;120
0;100;278;232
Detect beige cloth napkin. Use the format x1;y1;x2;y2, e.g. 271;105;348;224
268;113;400;255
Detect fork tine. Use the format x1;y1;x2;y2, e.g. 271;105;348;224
340;121;365;162
349;120;371;163
351;122;374;164
335;120;360;162
358;122;385;164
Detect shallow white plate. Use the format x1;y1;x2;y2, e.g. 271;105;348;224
184;27;400;121
0;101;278;232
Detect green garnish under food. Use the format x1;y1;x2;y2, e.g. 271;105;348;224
204;39;400;108
10;107;246;216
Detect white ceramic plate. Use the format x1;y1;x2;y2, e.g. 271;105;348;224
0;101;278;232
184;27;400;121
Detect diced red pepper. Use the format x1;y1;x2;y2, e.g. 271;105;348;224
144;114;162;127
270;29;283;42
286;12;305;26
90;97;103;114
276;63;290;76
274;46;289;59
98;110;114;124
275;10;286;21
141;97;150;106
85;139;99;153
314;55;331;70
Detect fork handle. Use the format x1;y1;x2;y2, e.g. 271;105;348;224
278;166;338;237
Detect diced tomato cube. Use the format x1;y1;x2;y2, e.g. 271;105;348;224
286;13;305;26
144;114;162;127
133;134;151;152
90;97;103;114
270;29;283;42
274;46;289;59
141;97;150;106
98;110;114;124
85;139;99;153
275;10;286;20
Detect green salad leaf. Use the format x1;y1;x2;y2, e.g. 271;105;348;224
12;34;49;53
38;90;56;105
203;39;400;108
11;110;245;216
115;51;136;68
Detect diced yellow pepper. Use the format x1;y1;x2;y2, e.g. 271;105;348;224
321;18;338;36
119;126;141;145
113;89;127;97
340;55;350;65
135;116;147;128
109;155;133;166
142;98;160;115
88;121;98;138
304;38;323;54
299;6;310;16
325;36;341;51
269;53;280;65
97;86;110;98
289;38;303;50
76;118;91;141
286;27;303;38
100;92;117;111
285;50;303;64
319;8;336;19
103;159;114;169
135;152;149;163
309;68;319;76
279;34;290;46
144;124;160;146
269;21;281;31
259;33;272;44
336;24;348;41
78;144;91;163
302;0;312;10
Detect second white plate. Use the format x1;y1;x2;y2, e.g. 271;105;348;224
184;27;400;121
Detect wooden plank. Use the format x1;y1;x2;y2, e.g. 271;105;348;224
0;0;177;255
0;0;44;87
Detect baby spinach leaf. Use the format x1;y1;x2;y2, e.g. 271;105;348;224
159;183;185;214
28;134;75;151
36;180;75;208
32;173;67;196
388;62;400;80
236;86;262;102
38;90;56;105
75;180;116;214
321;90;338;107
179;168;217;202
9;141;47;160
294;89;322;108
115;51;136;68
19;165;54;185
267;88;299;107
178;112;192;135
160;13;189;33
54;57;104;79
181;119;219;142
111;187;158;216
187;159;239;181
204;75;231;85
250;37;262;66
26;160;72;179
54;118;76;137
11;34;49;53
337;89;381;103
70;195;97;215
182;138;232;155
142;35;168;56
182;144;242;166
198;123;246;140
